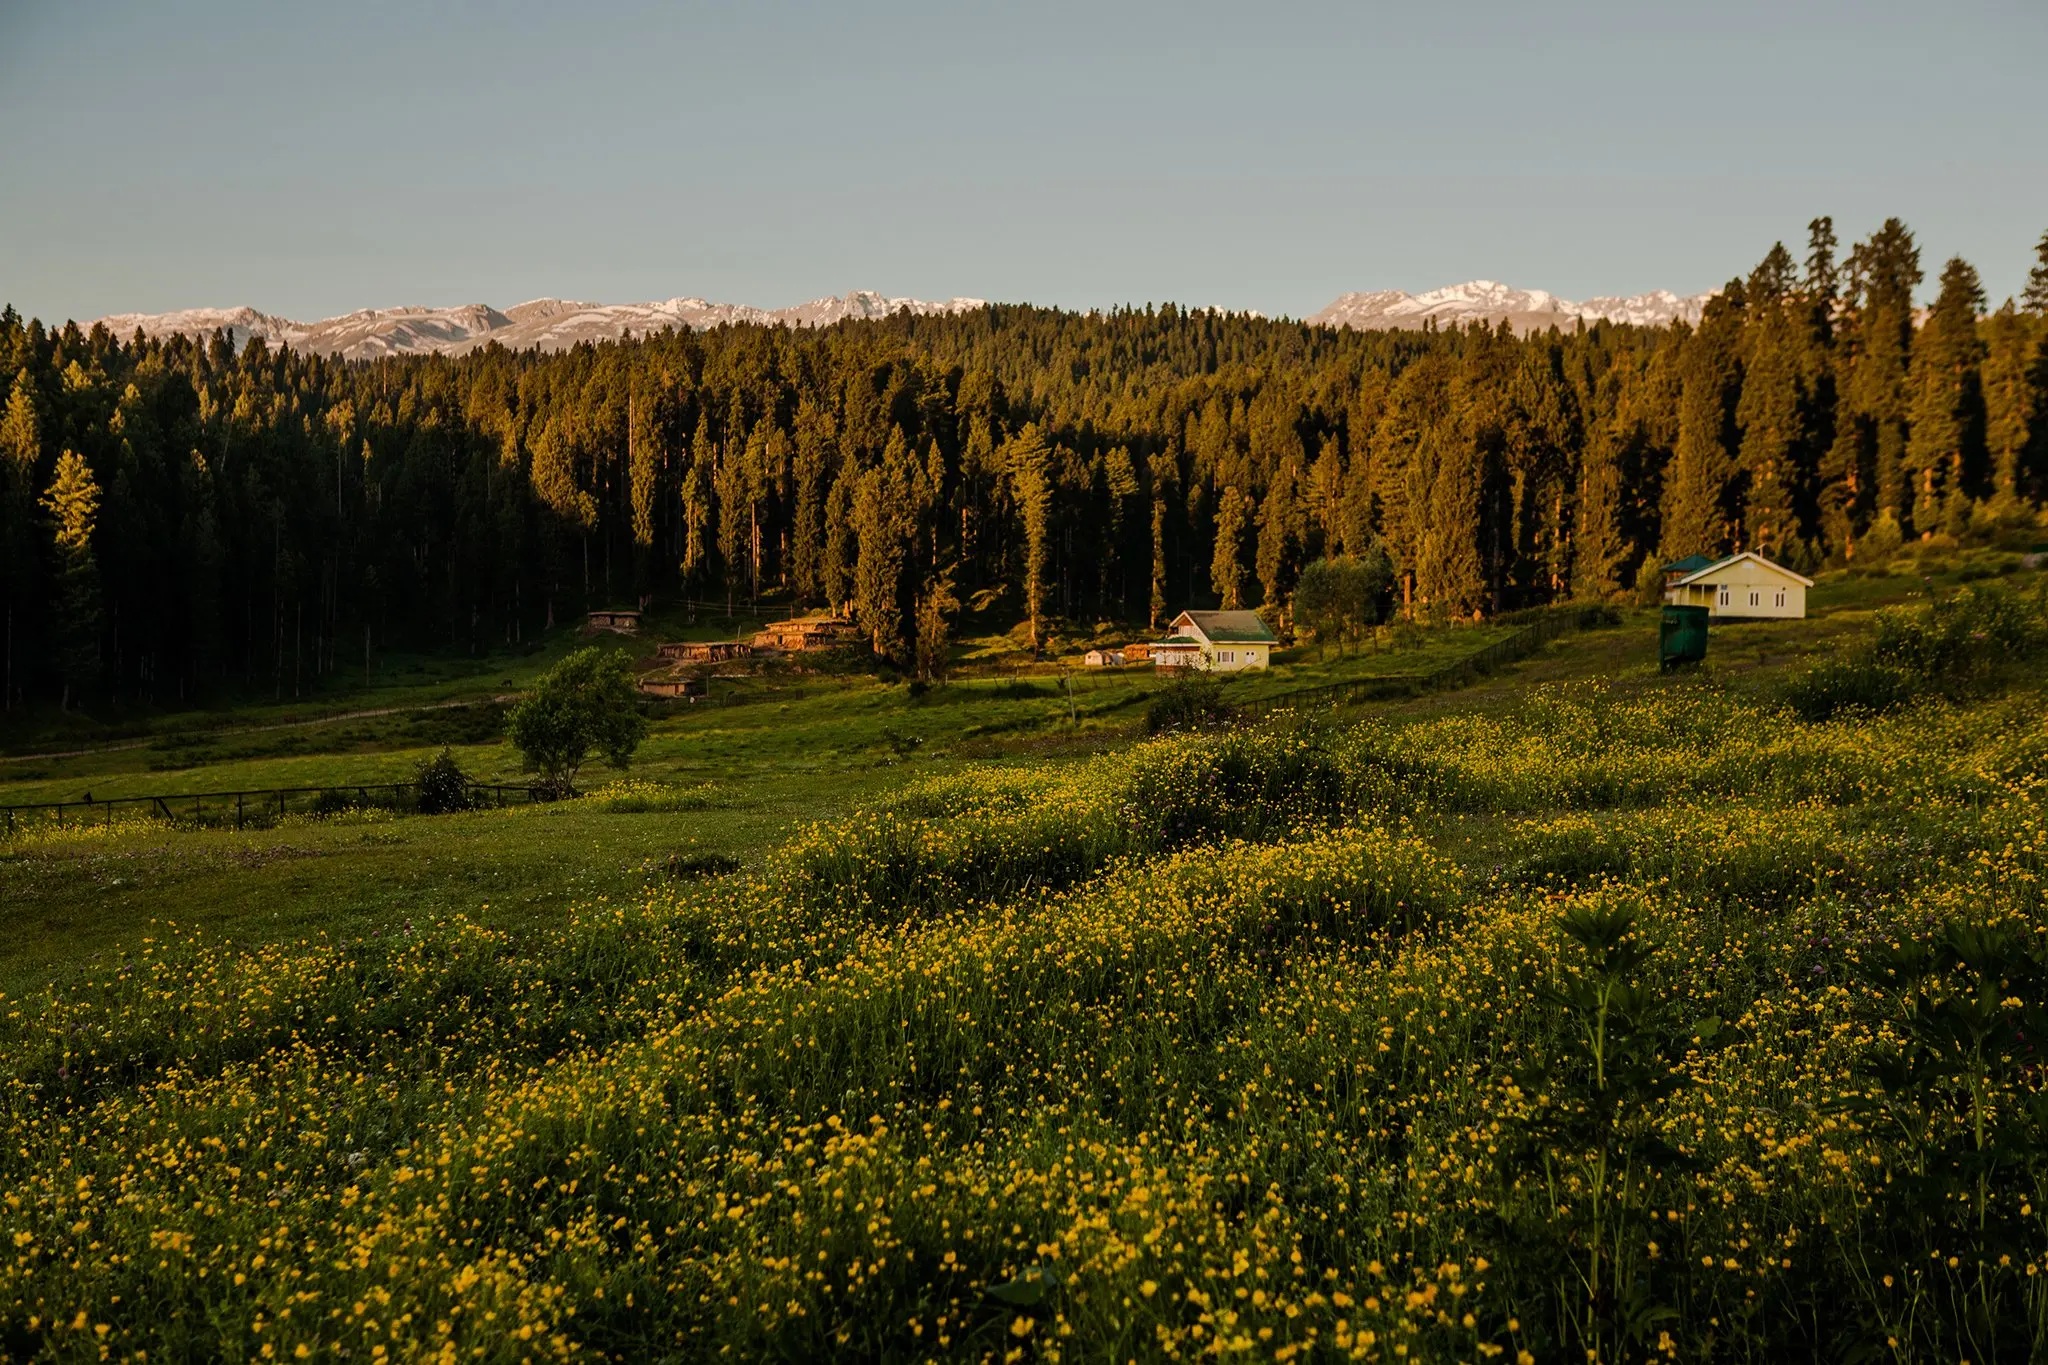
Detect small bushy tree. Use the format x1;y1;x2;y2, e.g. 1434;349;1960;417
413;747;478;815
506;647;647;796
1146;669;1234;735
1293;552;1392;646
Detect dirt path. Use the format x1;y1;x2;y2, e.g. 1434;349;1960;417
0;696;517;764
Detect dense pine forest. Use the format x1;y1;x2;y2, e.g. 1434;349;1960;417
4;217;2047;710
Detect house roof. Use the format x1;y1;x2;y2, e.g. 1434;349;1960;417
1153;636;1202;648
1673;551;1815;588
1661;554;1716;575
1172;609;1279;644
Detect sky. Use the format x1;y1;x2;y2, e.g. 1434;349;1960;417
3;0;2045;325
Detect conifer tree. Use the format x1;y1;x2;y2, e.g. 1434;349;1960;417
1371;355;1453;614
627;382;660;561
2025;229;2048;315
1846;219;1922;529
1572;380;1630;600
1306;438;1346;559
679;411;714;592
1209;485;1251;610
1006;424;1054;651
1253;458;1304;614
1660;288;1745;559
1905;256;1986;533
1;369;42;708
822;470;855;611
40;449;102;710
851;458;909;661
1413;427;1484;619
1736;246;1806;554
1981;303;2036;515
1148;450;1177;628
715;429;748;616
913;575;957;682
1802;217;1839;306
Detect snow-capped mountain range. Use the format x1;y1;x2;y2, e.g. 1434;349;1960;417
85;281;1713;358
1307;281;1712;333
88;291;990;360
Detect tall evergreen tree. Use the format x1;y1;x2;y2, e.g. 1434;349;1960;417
1981;303;2037;514
40;449;103;710
1;368;43;708
1905;256;1986;534
1253;458;1304;615
1660;287;1745;559
1736;244;1807;554
1412;427;1484;619
1209;485;1252;610
1845;218;1923;530
2024;229;2048;316
1006;424;1054;651
1572;368;1630;600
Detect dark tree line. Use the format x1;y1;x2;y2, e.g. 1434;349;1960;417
4;217;2047;710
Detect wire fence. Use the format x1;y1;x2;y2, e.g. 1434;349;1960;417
1;781;550;837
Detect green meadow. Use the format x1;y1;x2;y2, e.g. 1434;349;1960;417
2;553;2045;1362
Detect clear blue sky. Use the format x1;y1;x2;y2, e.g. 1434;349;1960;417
3;0;2045;324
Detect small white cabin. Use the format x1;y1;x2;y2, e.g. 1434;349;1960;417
1083;648;1118;667
1663;552;1813;620
1151;610;1279;671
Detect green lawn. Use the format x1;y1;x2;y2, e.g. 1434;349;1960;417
4;554;2035;1001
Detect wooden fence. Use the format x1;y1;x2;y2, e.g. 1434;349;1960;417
1;781;549;836
1230;606;1609;726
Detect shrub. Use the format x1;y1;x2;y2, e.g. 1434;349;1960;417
413;747;479;814
1145;670;1234;735
506;647;648;796
1784;582;2048;720
1870;581;2048;686
1783;659;1917;721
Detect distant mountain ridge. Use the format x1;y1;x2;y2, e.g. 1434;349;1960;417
86;279;1714;357
88;291;990;360
1308;280;1712;334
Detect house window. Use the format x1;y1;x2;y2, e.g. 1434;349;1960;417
1219;650;1234;663
1774;590;1785;608
1749;590;1760;607
1718;586;1730;607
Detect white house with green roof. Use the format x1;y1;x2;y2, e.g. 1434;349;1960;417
1661;551;1813;619
1151;609;1279;671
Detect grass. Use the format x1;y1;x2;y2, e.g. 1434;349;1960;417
2;561;2044;1360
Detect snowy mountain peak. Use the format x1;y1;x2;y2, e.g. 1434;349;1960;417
1309;281;1711;334
87;291;991;360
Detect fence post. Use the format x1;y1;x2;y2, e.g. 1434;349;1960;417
236;794;244;830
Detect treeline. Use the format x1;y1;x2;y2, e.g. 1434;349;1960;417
3;217;2047;709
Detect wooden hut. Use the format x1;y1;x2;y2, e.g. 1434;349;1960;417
658;639;753;664
752;616;857;652
586;609;642;634
638;676;708;700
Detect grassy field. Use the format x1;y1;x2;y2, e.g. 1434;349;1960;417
2;554;2044;1361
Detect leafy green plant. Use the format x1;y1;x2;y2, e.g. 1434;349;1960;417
1145;670;1233;735
505;647;647;797
1783;657;1917;720
413;747;479;815
1508;901;1693;1361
